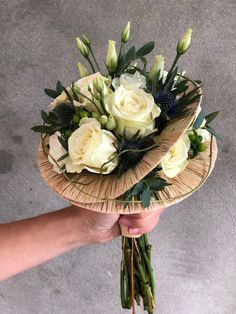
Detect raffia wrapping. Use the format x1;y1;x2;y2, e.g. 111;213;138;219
37;81;217;214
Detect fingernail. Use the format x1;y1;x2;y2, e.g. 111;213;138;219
119;218;131;227
128;227;141;234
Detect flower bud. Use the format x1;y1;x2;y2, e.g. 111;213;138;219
93;77;104;94
79;111;90;118
77;62;89;78
197;143;206;152
105;40;118;73
100;115;108;126
76;37;89;57
72;114;80;125
148;55;165;81
177;28;192;55
106;115;116;130
122;21;131;43
82;34;90;46
92;112;101;120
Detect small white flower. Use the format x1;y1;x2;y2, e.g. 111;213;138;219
161;136;191;178
112;72;146;90
66;118;118;174
105;85;161;138
48;132;68;174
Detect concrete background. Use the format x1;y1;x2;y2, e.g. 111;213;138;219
0;0;235;313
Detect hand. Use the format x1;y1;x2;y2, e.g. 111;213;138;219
68;205;120;245
119;208;165;236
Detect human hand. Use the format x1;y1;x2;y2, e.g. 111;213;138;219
119;208;165;236
68;205;120;245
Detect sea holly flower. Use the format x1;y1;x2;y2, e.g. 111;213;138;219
66;118;118;174
177;28;192;55
105;40;118;74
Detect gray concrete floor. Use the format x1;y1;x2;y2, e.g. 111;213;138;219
0;0;236;313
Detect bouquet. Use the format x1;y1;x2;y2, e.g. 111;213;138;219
33;22;219;313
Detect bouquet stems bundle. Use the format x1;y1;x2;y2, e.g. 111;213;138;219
121;235;155;313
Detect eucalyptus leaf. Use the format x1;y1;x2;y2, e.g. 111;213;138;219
57;152;69;162
205;111;219;124
44;89;60;99
193;109;205;130
56;80;64;94
204;126;221;139
41;110;49;124
140;187;153;208
136;41;155;58
57;136;68;151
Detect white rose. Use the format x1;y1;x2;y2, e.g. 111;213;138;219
48;132;68;174
104;85;161;138
66;118;117;174
112;71;146;90
161;136;191;178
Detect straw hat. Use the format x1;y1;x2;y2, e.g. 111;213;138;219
38;80;217;214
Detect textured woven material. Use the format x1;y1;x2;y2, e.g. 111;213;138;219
37;81;218;213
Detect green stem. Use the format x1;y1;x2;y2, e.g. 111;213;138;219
86;56;96;73
89;46;101;72
75;90;103;115
168;53;180;75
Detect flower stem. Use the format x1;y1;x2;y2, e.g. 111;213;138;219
89;46;101;72
86;56;96;73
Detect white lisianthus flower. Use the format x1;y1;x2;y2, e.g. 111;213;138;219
104;85;161;138
66;118;117;174
49;73;111;113
112;71;146;90
161;135;191;178
48;131;68;174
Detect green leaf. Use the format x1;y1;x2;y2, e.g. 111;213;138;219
57;153;69;162
62;87;73;102
140;187;153;208
44;89;60;99
193;109;205;130
132;181;145;196
194;80;202;85
204;126;221;139
57;136;68;151
31;125;60;133
205;111;219;124
146;177;171;190
125;46;136;63
41;110;49;124
136;42;155;58
56;80;64;94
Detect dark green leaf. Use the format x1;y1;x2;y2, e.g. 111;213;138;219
62;87;73;102
146;177;171;190
56;80;64;94
31;125;60;133
140;187;153;208
193;109;205;130
57;136;68;151
41;110;49;124
57;153;69;162
194;80;202;85
44;89;60;99
125;46;136;63
136;41;155;58
204;126;221;139
132;181;145;196
205;111;219;124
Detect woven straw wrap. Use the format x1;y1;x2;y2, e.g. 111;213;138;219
38;80;217;214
